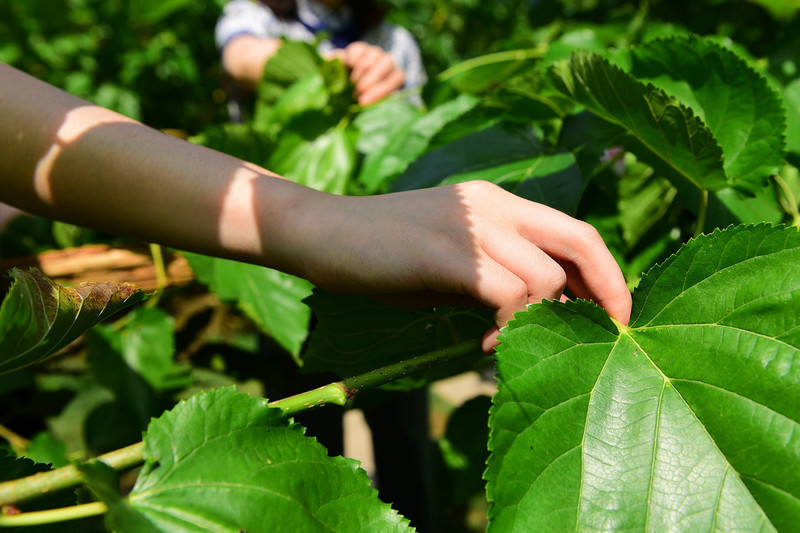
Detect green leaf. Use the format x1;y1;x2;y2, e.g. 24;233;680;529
184;254;313;360
549;52;729;193
189;123;273;170
303;291;489;380
439;395;492;506
439;151;585;216
624;35;786;191
783;78;800;161
0;268;148;375
742;0;800;19
255;41;323;108
356;93;480;192
354;98;420;156
128;0;192;25
98;307;181;391
270;125;356;195
487;224;800;532
126;388;412;532
85;307;184;446
617;162;677;247
79;461;161;533
437;48;545;94
390;122;544;193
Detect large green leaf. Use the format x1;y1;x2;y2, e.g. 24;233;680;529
487;224;800;532
390;122;544;192
623;35;785;191
123;388;412;532
0;268;148;374
549;52;729;193
303;290;490;380
184;254;313;360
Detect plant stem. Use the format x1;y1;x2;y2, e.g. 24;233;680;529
0;339;483;505
0;442;144;506
694;189;709;238
0;423;30;456
0;501;107;527
342;338;482;393
774;173;800;227
146;242;167;306
437;47;548;83
272;382;350;416
271;338;483;415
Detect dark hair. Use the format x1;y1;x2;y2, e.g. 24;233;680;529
258;0;387;29
258;0;297;18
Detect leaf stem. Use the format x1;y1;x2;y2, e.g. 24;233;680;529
437;47;548;83
271;339;482;415
342;338;482;393
774;173;800;227
0;501;107;527
695;188;709;238
0;423;30;456
0;442;144;506
147;242;167;306
0;339;482;505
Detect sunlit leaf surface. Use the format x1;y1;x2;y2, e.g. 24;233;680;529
624;35;785;190
487;225;800;532
126;388;412;532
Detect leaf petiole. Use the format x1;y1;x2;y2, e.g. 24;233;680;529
0;501;107;527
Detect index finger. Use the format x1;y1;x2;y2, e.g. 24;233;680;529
517;205;632;325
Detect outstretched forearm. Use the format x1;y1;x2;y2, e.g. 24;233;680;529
0;64;631;351
0;64;321;274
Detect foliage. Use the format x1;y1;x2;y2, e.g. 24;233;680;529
487;224;800;531
2;1;800;532
0;0;227;131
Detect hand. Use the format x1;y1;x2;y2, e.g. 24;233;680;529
330;42;405;105
288;181;632;352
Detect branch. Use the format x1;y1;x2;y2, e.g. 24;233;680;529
0;339;483;505
0;443;144;507
0;502;107;527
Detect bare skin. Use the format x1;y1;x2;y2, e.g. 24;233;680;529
0;65;632;351
220;0;405;105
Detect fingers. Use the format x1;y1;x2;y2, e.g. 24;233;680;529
457;181;632;327
528;216;632;325
339;42;404;105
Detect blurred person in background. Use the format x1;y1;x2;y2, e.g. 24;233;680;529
216;0;427;106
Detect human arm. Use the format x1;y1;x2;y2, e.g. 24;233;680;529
222;35;405;104
221;34;283;91
0;65;631;351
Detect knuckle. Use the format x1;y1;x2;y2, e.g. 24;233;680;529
459;179;502;198
539;263;567;298
572;220;604;251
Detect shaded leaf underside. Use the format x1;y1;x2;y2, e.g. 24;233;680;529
549;51;729;192
0;268;147;374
